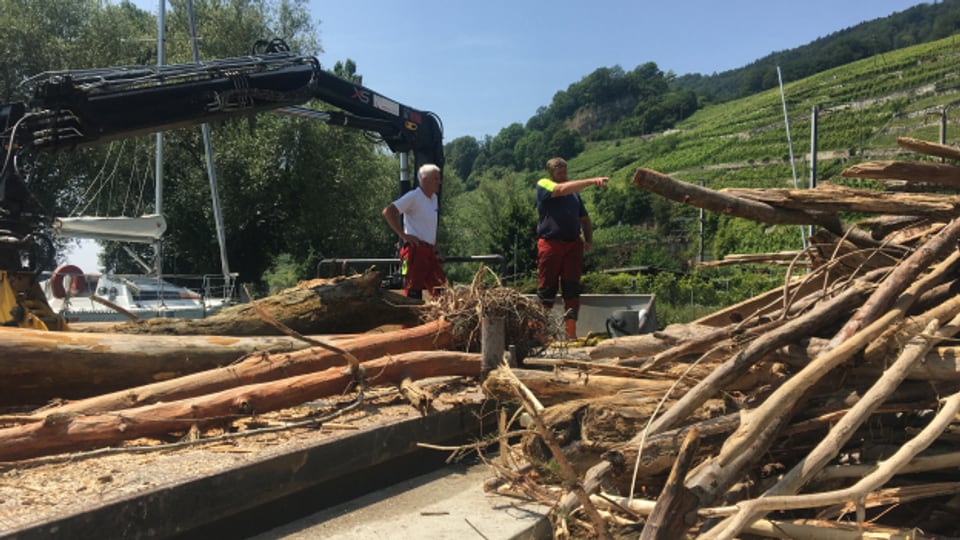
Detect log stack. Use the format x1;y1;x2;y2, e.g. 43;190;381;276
481;137;960;539
6;139;960;538
0;279;547;463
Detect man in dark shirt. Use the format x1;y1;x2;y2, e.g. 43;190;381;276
535;157;608;339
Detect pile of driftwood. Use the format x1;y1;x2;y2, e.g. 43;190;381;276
481;137;960;539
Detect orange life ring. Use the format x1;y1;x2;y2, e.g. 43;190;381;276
51;264;86;299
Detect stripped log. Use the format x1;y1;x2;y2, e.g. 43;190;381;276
482;368;679;407
589;323;719;360
898;135;960;161
841;159;960;187
0;351;481;462
723;183;960;219
0;327;324;405
632;167;844;234
12;319;454;420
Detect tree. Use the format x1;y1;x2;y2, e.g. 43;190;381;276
333;59;361;83
548;128;585;160
444;135;481;185
442;169;537;281
484;123;525;169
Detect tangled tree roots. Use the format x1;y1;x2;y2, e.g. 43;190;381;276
423;266;557;361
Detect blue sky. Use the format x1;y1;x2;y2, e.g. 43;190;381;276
125;0;928;142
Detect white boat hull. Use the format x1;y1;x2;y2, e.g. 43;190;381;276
43;271;228;322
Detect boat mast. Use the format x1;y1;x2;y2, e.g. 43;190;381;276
152;0;233;299
186;0;233;295
154;0;165;280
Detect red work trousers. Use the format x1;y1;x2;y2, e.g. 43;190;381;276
536;237;583;318
400;243;446;298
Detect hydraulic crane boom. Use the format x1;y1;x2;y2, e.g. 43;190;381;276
0;39;444;329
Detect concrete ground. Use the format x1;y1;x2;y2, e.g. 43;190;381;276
250;460;552;540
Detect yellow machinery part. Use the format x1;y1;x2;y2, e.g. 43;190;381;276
0;271;67;331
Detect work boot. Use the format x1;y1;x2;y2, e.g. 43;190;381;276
565;318;577;340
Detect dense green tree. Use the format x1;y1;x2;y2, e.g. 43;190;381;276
442;168;537;281
444;135;481;185
513;130;548;171
548;127;585;160
482;123;525;169
591;186;652;229
333;58;361;83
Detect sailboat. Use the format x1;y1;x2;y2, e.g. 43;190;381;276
40;0;237;323
41;214;233;322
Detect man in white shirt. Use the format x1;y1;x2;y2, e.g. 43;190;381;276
382;163;447;299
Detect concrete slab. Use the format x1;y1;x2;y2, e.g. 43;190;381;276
250;460;551;540
2;401;492;540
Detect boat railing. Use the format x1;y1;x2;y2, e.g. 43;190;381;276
199;273;240;306
136;273;239;310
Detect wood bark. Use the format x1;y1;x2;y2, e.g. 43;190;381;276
0;327;338;405
722;183;960;219
399;377;434;415
841;159;960;187
482;368;679;407
898;135;960;161
0;350;481;462
632;167;843;234
15;319;454;419
102;271;422;336
639;427;700;540
857;214;930;241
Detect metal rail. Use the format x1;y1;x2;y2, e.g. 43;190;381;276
317;254;506;279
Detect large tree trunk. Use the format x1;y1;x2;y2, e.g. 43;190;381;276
722;183;960;220
631;167;843;233
0;350;481;462
842;159;960;187
102;271;422;336
897;136;960;160
482;368;678;407
15;319;455;418
0;327;338;406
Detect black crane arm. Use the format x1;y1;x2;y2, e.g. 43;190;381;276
5;50;444;169
0;46;443;272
